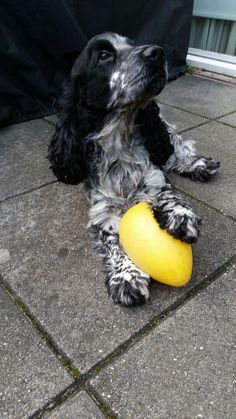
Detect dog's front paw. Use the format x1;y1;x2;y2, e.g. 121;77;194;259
106;268;150;306
155;205;201;244
188;157;220;182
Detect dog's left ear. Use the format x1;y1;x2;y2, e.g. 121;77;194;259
136;101;174;167
48;50;89;185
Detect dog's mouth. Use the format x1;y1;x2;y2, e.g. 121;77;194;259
133;52;167;100
116;72;166;112
144;63;167;98
108;55;167;111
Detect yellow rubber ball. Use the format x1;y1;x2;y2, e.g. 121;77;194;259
119;202;193;287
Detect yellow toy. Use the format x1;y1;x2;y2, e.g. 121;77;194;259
119;202;192;287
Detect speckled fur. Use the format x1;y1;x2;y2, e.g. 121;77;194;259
48;33;220;306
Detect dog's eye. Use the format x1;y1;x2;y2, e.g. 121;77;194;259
98;50;113;63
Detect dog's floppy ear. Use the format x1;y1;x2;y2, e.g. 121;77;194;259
136;101;174;167
48;51;89;185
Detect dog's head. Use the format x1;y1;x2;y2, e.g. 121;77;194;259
72;32;167;111
48;33;167;184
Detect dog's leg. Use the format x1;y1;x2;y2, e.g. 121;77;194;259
142;168;201;243
88;202;150;306
163;122;220;181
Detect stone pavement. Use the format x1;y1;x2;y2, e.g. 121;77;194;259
0;74;235;419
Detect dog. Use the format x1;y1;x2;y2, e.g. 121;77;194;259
48;32;219;306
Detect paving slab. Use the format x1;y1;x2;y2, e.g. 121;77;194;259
0;119;55;201
0;285;72;419
168;121;236;218
91;265;236;419
159;103;208;132
217;111;236;128
158;75;236;119
46;390;105;418
0;182;235;373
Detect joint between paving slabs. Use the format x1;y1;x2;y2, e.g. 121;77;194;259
29;382;81;419
0;180;58;205
158;101;212;120
85;383;118;419
28;382;117;419
174;186;236;224
0;275;80;381
1;255;235;377
178;119;212;135
80;255;236;384
159;99;236;123
28;254;236;418
214;118;236;129
2;255;235;419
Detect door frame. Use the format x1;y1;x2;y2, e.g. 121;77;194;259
187;47;236;77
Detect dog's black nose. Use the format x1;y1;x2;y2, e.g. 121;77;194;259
142;45;163;60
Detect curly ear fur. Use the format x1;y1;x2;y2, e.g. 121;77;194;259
48;74;89;184
48;45;94;185
136;101;174;167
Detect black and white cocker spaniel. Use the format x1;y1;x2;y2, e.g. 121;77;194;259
48;33;219;306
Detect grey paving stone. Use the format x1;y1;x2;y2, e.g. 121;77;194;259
168;121;236;218
91;265;236;419
0;182;235;373
0;119;55;201
158;75;236;119
217;111;236;128
0;286;72;419
44;115;57;125
159;103;208;132
46;391;105;418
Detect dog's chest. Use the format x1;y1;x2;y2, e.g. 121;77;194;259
97;134;149;197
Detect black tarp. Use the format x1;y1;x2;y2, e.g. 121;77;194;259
0;0;193;127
